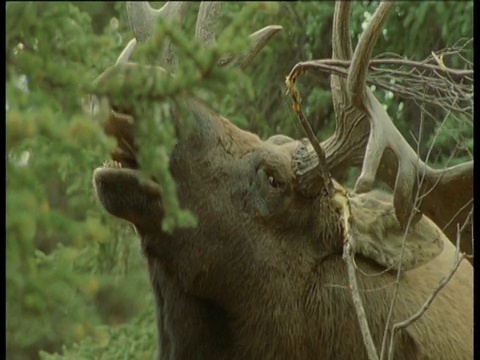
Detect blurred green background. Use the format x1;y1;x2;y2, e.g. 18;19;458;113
6;2;473;359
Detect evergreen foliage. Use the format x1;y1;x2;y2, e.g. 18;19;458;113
6;2;472;359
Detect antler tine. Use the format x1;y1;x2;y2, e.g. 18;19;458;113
238;25;283;69
124;2;281;70
347;1;394;110
217;25;283;69
126;2;190;43
195;2;283;68
126;2;165;43
98;2;282;90
115;38;137;65
329;2;358;138
195;2;223;47
126;1;190;69
332;2;353;61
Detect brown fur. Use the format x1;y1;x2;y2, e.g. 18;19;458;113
93;98;473;359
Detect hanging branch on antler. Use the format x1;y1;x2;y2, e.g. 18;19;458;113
287;44;473;117
285;77;334;197
283;72;381;355
287;53;381;360
385;216;469;360
333;184;380;360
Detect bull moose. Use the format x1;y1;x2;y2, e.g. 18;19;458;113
91;2;473;359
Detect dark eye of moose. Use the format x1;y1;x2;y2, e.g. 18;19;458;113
268;175;279;188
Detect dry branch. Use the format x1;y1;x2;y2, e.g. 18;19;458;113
334;184;380;360
387;252;466;359
285;76;334;196
287;55;473;114
286;72;381;358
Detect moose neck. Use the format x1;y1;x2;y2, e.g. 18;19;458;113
145;251;232;360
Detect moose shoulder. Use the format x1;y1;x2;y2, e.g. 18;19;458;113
92;2;473;359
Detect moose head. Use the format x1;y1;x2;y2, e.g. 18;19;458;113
92;2;473;359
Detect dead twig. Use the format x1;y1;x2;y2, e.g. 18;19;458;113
344;235;380;360
285;72;334;196
386;203;471;359
378;192;422;360
335;186;380;360
286;69;380;360
387;252;466;359
286;43;473;120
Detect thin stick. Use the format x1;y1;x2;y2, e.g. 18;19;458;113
290;58;473;83
387;253;466;359
333;186;380;360
287;67;380;360
378;200;419;360
344;239;380;360
285;73;334;196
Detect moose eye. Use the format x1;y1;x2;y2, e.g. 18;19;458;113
268;175;279;188
253;164;292;217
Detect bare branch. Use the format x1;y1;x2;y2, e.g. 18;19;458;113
387;253;466;359
345;240;380;360
378;190;424;360
286;75;334;197
287;60;472;237
383;195;471;359
286;56;473;116
333;185;379;360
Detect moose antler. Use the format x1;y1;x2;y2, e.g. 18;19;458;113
126;1;190;70
289;1;473;256
122;2;282;71
126;2;189;42
195;2;222;47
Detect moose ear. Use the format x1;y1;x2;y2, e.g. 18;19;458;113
348;191;445;271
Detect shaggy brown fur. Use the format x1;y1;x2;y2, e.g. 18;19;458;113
93;97;473;359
